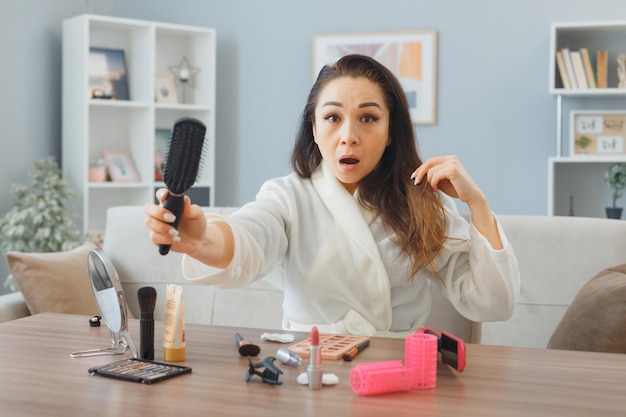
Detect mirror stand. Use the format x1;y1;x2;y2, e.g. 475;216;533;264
70;329;137;358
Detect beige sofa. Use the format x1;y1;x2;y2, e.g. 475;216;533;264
2;205;626;349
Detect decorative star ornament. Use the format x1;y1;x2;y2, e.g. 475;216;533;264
169;56;200;88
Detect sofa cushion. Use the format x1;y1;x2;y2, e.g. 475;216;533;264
7;242;101;316
547;264;626;353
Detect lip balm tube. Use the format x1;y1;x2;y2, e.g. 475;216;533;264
307;326;323;390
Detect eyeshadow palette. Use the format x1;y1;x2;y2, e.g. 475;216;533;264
88;358;192;384
289;334;370;360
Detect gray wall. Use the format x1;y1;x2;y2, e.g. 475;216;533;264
0;0;116;293
113;0;626;211
1;0;626;293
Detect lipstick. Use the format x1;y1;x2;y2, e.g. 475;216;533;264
307;326;323;390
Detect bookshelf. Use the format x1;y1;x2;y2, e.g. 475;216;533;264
62;14;216;237
548;21;626;218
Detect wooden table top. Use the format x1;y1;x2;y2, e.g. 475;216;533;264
1;313;625;417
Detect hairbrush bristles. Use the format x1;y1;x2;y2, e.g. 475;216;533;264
159;117;206;256
162;117;206;195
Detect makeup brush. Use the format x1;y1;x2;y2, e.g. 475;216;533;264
159;117;206;255
235;332;260;357
342;339;370;361
138;286;157;360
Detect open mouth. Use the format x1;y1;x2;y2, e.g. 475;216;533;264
340;158;360;165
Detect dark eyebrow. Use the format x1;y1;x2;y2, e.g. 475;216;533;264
321;101;382;109
359;102;382;110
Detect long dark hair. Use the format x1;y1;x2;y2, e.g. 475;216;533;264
291;54;446;278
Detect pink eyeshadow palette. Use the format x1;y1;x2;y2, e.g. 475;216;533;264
289;334;370;360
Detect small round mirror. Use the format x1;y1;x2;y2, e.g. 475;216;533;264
88;248;125;334
70;249;137;358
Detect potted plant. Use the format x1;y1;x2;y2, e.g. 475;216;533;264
575;135;591;153
604;162;626;219
0;156;84;291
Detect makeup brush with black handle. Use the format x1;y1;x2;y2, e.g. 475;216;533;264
159;117;206;255
137;286;157;360
235;332;260;357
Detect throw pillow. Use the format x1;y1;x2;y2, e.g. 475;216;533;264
8;242;101;316
547;264;626;353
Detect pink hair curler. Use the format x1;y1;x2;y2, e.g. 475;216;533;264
349;360;409;396
404;332;438;389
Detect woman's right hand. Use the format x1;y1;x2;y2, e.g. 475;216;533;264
144;188;208;256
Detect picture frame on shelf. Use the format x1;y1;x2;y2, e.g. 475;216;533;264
154;129;170;181
155;73;178;104
570;111;626;157
312;30;438;125
88;47;130;100
102;150;139;182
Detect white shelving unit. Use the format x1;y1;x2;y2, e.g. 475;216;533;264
62;14;216;237
548;21;626;218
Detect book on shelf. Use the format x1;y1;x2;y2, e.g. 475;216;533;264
597;50;608;88
560;48;578;89
580;48;596;88
555;50;571;89
570;51;589;89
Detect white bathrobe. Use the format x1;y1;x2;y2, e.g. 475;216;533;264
183;164;520;338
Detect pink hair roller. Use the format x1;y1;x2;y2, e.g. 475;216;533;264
405;332;438;389
349;360;409;396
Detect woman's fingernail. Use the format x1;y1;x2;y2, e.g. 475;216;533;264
168;228;180;242
164;213;176;223
157;189;167;199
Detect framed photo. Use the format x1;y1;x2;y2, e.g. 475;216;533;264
313;30;438;125
102;150;139;182
155;73;178;104
88;47;130;100
154;129;170;181
570;111;626;157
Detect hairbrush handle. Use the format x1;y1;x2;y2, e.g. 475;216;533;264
159;194;184;255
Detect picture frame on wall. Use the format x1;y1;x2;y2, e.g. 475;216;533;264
155;73;178;104
88;47;130;100
312;30;438;125
570;111;626;157
102;150;139;182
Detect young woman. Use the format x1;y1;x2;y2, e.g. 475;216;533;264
144;54;520;338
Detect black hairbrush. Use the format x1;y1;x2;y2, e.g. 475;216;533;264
159;117;206;255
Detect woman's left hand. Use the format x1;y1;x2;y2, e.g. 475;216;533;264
410;155;485;206
411;155;503;250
